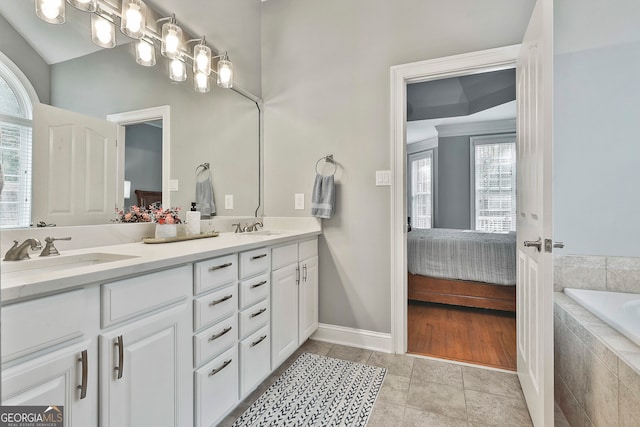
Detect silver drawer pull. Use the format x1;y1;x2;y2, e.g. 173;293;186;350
250;307;267;318
209;262;232;272
208;326;232;342
250;280;267;289
209;294;233;306
251;254;268;260
251;335;268;347
209;359;232;377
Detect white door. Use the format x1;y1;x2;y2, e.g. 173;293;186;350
99;304;192;427
299;256;319;343
271;264;299;369
515;1;554;426
32;103;117;226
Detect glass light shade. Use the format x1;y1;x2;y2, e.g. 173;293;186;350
161;22;182;59
194;72;210;93
66;0;96;12
193;44;211;76
35;0;65;24
135;40;156;67
120;0;146;39
216;56;233;89
91;15;116;48
169;58;186;82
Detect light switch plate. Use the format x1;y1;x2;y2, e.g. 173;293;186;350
225;194;233;209
295;193;305;210
169;179;179;191
376;171;391;186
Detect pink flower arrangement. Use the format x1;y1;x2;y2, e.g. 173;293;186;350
114;205;152;223
151;207;182;224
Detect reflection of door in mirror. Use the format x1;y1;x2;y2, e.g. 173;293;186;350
124;122;162;210
32;103;117;227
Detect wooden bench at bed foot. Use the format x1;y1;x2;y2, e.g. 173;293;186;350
408;274;516;312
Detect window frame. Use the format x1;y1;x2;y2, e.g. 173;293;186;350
469;133;516;233
407;148;436;229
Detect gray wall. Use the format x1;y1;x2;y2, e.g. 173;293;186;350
437;136;471;229
261;0;536;333
554;0;640;257
124;123;163;210
0;14;49;104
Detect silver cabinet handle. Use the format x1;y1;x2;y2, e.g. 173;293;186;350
523;237;542;252
114;335;124;380
303;264;307;282
296;266;300;285
250;280;267;289
209;295;233;306
251;254;267;260
208;326;232;342
251;335;268;347
209;262;232;272
77;349;88;399
209;359;232;377
250;307;267;318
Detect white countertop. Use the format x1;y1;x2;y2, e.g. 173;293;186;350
1;228;321;304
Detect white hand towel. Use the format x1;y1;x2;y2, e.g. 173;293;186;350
196;173;216;217
311;173;335;219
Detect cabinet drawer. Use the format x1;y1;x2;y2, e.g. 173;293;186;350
239;299;269;340
193;284;237;331
193;315;237;368
239;274;270;310
239;325;270;398
239;247;270;279
194;254;237;295
299;238;318;260
101;265;191;328
272;243;298;270
1;289;92;362
195;346;238;427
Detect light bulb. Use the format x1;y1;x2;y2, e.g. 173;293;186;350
196;53;208;72
217;57;233;88
169;59;186;82
165;30;179;54
219;66;231;84
95;19;112;44
125;4;142;33
137;42;152;62
41;0;62;19
194;72;209;93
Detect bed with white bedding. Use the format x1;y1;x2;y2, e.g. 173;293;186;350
407;228;517;311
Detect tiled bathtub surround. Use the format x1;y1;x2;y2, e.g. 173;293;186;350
554;255;640;293
554;292;640;426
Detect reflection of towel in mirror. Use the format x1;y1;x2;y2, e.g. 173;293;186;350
196;174;216;217
311;173;335;219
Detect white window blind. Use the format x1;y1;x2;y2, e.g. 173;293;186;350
473;139;516;233
409;150;433;229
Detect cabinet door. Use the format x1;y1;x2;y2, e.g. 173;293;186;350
100;303;192;427
2;340;97;427
299;256;319;343
270;263;299;369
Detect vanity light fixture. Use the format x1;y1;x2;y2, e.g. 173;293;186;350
193;38;211;76
216;52;233;89
169;57;187;82
160;15;183;59
135;39;156;67
120;0;146;39
91;13;116;48
66;0;97;12
35;0;66;24
194;71;210;93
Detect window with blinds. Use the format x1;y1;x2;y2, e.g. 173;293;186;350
409;150;433;229
0;64;33;229
472;136;516;233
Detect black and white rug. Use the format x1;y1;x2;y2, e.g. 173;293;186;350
232;352;387;427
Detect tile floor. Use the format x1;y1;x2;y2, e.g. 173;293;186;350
219;339;535;426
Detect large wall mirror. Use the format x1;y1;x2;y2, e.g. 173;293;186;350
0;4;260;228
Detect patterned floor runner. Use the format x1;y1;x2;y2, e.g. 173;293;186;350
232;352;387;426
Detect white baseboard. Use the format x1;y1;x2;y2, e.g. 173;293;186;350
311;323;393;353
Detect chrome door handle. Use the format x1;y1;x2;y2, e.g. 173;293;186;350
114;335;124;380
250;335;268;347
251;254;267;260
209;359;232;377
209;294;233;306
250;307;267;318
77;350;88;399
250;280;267;289
209;262;232;272
523;237;542;252
209;326;232;342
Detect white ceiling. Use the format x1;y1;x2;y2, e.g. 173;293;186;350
406;100;516;144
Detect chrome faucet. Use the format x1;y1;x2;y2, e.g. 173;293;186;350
232;223;246;233
246;221;263;232
3;238;43;261
39;236;72;257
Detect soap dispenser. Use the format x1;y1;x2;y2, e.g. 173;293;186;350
186;202;201;235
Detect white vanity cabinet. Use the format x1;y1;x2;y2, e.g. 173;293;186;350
99;266;192;427
270;238;319;370
1;288;100;427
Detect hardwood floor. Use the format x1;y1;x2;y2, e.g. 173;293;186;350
407;300;517;371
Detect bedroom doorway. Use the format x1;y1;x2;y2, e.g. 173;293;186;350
404;69;518;370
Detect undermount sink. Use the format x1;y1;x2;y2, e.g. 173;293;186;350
241;230;282;236
1;253;139;278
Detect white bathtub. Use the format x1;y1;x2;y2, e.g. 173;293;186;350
564;288;640;347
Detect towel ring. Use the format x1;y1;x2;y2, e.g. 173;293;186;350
315;155;337;176
195;163;211;178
